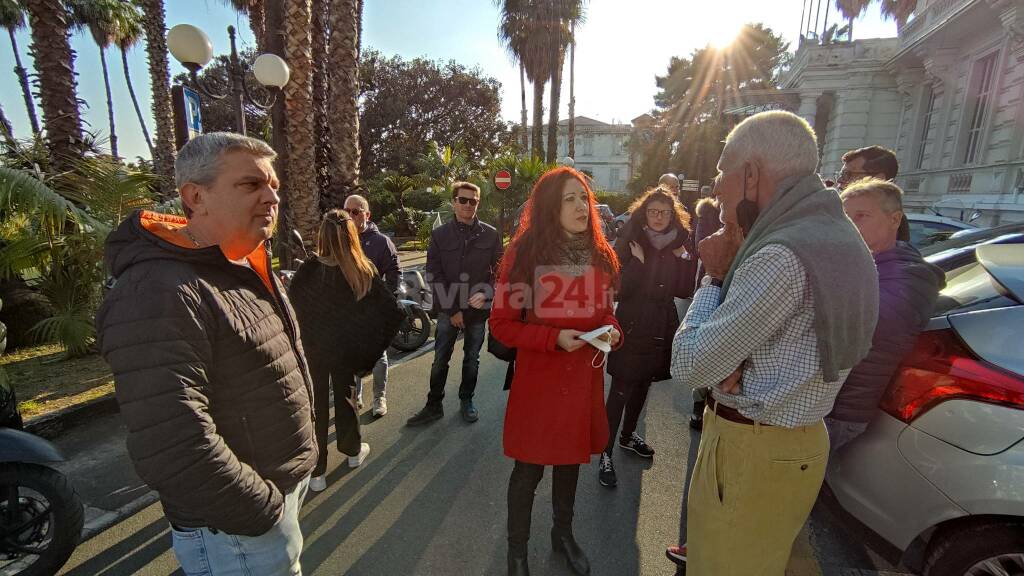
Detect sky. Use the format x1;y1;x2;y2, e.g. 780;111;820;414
0;0;897;161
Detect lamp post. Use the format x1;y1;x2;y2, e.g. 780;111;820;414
167;24;290;136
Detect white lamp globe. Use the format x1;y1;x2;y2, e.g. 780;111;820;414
253;54;290;89
167;24;213;68
559;156;575;167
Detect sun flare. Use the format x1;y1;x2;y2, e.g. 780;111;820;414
708;20;744;49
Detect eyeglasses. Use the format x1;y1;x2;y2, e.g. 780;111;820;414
455;196;479;206
647;208;672;218
344;208;364;216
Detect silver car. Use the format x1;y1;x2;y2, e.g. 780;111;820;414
829;244;1024;576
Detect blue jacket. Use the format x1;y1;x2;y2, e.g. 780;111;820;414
359;222;400;291
829;242;945;422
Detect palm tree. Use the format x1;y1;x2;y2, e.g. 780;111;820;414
567;19;575;159
224;0;267;52
70;0;124;158
498;0;552;161
543;1;583;164
0;102;14;145
139;0;175;196
283;0;318;241
518;63;527;153
311;0;331;204
114;2;154;158
325;0;362;210
23;0;83;170
0;0;40;135
834;0;916;26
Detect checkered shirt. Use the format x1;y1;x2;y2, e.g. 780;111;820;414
671;244;849;428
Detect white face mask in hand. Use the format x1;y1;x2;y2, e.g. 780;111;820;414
578;326;612;368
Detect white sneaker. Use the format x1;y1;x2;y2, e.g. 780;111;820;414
372;398;387;417
309;475;327;492
348;442;370;468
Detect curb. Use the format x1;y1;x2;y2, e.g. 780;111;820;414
24;393;119;441
81;490;161;542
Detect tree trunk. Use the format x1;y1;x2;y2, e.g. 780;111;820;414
0;101;15;146
311;0;331;210
531;80;545;161
546;48;562;164
325;0;362;209
284;0;319;243
249;1;267;52
519;63;528;154
99;47;118;159
568;23;575;160
265;0;293;262
24;0;83;171
121;47;155;158
140;0;176;198
9;30;40;135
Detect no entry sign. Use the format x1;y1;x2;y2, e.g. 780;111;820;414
494;169;512;190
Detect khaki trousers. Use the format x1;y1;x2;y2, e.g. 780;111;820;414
686;404;829;575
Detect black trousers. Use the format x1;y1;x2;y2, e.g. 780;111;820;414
309;357;361;476
604;377;653;454
507;460;581;554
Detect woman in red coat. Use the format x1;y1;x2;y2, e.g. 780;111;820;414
490;167;622;576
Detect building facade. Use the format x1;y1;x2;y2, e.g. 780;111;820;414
734;0;1024;225
527;116;633;192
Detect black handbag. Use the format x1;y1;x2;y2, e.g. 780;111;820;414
487;307;526;362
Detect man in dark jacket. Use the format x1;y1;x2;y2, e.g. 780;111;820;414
345;194;400;417
407;182;502;425
827;179;945;457
96;133;316;575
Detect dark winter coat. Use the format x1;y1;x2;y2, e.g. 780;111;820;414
830;241;946;422
694;198;723;283
287;258;404;375
359;222;400;291
607;220;694;383
425;217;503;325
96;211;317;537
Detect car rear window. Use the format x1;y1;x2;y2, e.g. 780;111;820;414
934;261;1019;316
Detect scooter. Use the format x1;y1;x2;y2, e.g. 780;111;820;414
0;303;85;576
390;270;432;352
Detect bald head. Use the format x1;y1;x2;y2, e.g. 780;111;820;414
659;173;680;193
344;194;371;231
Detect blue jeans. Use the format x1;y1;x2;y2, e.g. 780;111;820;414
427;313;486;406
170;476;310;576
355;351;388;401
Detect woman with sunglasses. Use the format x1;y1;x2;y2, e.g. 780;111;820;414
490;167;622;576
288;210;403;493
599;186;693;488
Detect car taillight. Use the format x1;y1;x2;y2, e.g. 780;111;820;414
879;328;1024;423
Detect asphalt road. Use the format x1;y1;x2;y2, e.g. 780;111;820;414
52;335;915;576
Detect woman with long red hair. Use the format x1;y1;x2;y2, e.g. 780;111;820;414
490;167;622;576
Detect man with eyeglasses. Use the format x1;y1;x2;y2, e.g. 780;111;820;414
835;145;908;241
408;182;502;426
344;194;400;417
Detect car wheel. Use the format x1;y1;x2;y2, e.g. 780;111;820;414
923;521;1024;576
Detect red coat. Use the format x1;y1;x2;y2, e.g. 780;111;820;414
489;258;622;465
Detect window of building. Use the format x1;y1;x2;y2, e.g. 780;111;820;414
915;86;938;170
583;135;594;156
610;167;621;188
962;52;998;165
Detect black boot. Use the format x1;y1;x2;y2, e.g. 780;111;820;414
508;462;542;576
552;465;590;575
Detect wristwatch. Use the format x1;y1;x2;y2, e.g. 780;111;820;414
701;275;723;288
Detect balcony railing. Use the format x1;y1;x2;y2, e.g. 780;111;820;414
899;0;976;50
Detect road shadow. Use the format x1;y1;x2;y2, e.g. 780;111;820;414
62;516;170;576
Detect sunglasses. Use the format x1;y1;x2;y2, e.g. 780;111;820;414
454;196;479;206
344;208;365;216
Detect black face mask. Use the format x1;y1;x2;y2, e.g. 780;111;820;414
735;164;759;236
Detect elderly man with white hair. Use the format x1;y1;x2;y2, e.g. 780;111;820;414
658;172;680;194
665;111;878;574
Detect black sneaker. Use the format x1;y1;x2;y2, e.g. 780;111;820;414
598;452;617;488
406;404;443;426
619;432;655;458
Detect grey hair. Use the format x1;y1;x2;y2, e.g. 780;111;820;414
840;178;904;214
174;132;277;189
721;111;819;181
659;173;679;186
344;194;369;210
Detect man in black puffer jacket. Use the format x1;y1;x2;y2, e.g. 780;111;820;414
97;133;316;575
827;179;945;459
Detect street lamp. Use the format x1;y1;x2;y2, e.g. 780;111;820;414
167;24;289;135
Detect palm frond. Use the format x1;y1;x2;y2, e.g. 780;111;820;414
0;235;52;279
0;166;88;235
0;0;25;31
59;156;155;230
